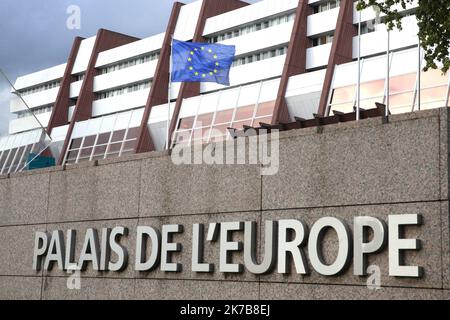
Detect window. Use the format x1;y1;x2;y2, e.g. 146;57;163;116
100;52;160;75
173;79;279;147
206;12;296;44
231;45;289;67
328;54;450;116
313;0;340;14
75;73;85;82
18;80;61;96
329;85;356;114
312;34;334;47
64;126;141;165
96;81;151;100
0;143;38;174
416;69;449;110
16;105;53;119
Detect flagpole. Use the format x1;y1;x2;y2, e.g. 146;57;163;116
386;29;390;117
446;73;450;108
167;36;173;150
357;10;361;121
417;37;421;111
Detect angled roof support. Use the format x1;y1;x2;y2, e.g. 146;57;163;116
47;36;84;136
57;29;140;165
134;2;184;154
317;0;357;116
272;0;312;124
166;0;249;149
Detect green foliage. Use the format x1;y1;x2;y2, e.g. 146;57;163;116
356;0;450;73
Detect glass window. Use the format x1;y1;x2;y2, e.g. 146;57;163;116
214;109;234;125
179;116;195;130
70;138;83;150
66;150;79;164
195;113;214;128
97;132;111;145
210;124;230;140
420;86;448;107
111;130;126;143
82;135;96;148
360;79;385;107
92;145;107;160
421;69;448;88
0;151;9;169
234;105;255;121
205;12;295;43
390;92;414;110
174;131;191;145
107;142;122;154
388;73;416;112
192;127;210;141
78;148;93;160
331;85;355;105
389;73;416;94
254;116;272;126
231;119;253;130
126;127;140;140
256;101;275;117
122;140;137;152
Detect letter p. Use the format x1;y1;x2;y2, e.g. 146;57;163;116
33;232;49;271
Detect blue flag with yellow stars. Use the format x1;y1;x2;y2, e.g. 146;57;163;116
171;39;235;86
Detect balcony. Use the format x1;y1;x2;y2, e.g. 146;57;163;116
218;20;294;56
70;80;83;99
91;88;150;117
306;43;332;70
93;60;157;93
200;54;286;93
10;87;59;113
307;7;339;37
354;0;418;24
9;111;52;134
352;16;419;59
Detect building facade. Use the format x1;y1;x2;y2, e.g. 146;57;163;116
1;0;449;174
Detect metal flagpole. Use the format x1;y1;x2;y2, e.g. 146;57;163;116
166;36;173;150
357;10;362;121
417;37;421;111
446;73;450;108
386;29;390;117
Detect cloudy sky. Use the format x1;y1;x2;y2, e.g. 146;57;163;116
0;0;257;135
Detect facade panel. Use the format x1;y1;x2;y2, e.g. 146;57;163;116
13;64;66;91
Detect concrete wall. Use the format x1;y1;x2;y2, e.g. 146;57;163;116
0;108;449;300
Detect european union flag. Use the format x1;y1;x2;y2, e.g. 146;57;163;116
171;39;235;86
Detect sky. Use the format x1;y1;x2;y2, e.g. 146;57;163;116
0;0;257;135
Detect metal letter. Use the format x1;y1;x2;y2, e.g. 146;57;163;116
308;217;352;276
108;227;129;272
354;217;387;276
135;226;161;272
219;221;244;273
388;214;423;278
100;228;111;271
277;219;308;274
64;230;77;271
32;232;48;271
161;224;183;272
44;230;66;271
78;228;101;271
244;221;277;274
192;224;213;273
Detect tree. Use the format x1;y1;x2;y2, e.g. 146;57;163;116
356;0;450;73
